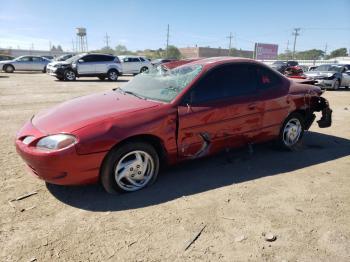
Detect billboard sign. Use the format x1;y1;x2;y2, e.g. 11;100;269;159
254;43;278;60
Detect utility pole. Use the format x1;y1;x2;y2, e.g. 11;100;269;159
227;32;233;56
166;24;170;58
292;28;300;59
72;39;75;52
324;43;328;58
104;32;110;48
49;41;52;55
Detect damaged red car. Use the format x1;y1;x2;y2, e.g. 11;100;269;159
16;57;332;193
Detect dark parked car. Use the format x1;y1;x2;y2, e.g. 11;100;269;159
16;57;332;193
0;54;14;61
271;60;299;73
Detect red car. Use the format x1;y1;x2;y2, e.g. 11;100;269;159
16;57;332;193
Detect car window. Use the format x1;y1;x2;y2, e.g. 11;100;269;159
94;55;114;62
190;64;258;104
139;57;146;62
256;66;283;89
32;57;43;62
82;55;96;62
130;57;140;62
18;56;32;62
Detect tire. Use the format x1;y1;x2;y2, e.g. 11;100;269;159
98;76;106;81
101;142;160;193
107;69;118;81
140;67;149;73
278;112;305;150
332;79;340;90
64;69;76;81
4;65;14;73
42;66;47;73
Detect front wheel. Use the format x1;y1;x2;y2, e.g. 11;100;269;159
101;142;160;193
4;65;14;73
64;70;76;81
279;113;304;150
140;67;149;73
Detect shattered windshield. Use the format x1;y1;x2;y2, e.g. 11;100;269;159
119;65;203;102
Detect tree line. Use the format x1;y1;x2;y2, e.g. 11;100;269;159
278;48;348;60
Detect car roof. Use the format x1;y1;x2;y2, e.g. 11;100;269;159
183;56;259;70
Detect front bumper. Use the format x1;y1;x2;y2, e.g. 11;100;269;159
46;66;64;77
314;79;335;89
15;121;106;185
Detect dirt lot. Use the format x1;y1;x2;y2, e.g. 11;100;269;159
0;72;349;262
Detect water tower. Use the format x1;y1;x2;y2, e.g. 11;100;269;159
76;27;88;52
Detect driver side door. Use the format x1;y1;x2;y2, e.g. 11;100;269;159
177;63;264;159
77;55;96;75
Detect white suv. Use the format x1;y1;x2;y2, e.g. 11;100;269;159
118;56;151;75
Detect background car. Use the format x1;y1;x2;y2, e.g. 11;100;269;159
0;54;14;61
304;64;350;89
54;54;76;61
0;55;50;73
46;53;122;81
16;57;332;193
150;58;177;67
271;60;299;73
118;55;151;75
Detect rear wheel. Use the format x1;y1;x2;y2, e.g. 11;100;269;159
279;113;304;150
42;66;47;73
4;65;14;73
101;142;160;193
107;69;118;81
140;67;149;73
64;70;76;81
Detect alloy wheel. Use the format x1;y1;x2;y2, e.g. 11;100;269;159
283;118;302;147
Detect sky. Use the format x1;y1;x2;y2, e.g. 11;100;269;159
0;0;349;54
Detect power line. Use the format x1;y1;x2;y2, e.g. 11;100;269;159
166;24;170;58
227;32;234;56
104;32;110;48
292;28;301;59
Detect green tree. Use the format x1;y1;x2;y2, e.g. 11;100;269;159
166;45;181;59
295;49;324;60
328;48;348;59
115;45;135;55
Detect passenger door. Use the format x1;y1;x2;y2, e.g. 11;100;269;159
254;65;290;142
341;65;350;86
94;55;111;74
177;63;264;159
14;56;33;70
77;55;96;75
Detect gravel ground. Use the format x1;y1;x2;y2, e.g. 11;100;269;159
0;72;349;262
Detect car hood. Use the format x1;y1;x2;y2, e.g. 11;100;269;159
32;90;161;134
0;59;14;64
48;61;70;67
304;71;337;77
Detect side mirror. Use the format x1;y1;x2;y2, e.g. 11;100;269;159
78;59;84;63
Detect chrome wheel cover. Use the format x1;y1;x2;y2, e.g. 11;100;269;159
283;118;302;147
115;150;155;191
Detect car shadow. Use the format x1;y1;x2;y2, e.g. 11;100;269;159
47;131;350;212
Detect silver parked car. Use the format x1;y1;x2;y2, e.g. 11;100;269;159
118;55;151;75
304;64;350;89
0;56;50;73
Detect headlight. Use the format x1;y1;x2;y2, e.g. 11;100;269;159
36;134;77;151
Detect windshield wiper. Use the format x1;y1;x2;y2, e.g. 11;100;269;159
124;90;147;100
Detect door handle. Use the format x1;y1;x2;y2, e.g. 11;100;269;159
248;103;257;110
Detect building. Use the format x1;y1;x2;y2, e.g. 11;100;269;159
0;48;73;58
179;47;254;59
